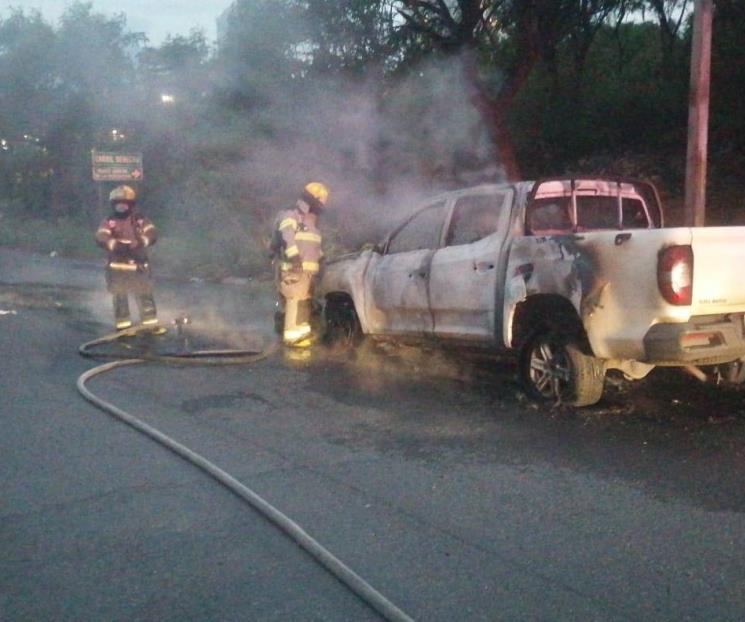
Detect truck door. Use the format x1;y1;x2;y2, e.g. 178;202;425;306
428;190;513;341
368;200;448;335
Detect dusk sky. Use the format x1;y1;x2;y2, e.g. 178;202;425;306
5;1;230;45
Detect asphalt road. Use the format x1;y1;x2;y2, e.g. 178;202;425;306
3;248;745;621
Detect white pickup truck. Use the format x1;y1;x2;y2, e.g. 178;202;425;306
317;177;745;406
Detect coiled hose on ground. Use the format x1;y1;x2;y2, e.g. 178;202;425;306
77;326;414;622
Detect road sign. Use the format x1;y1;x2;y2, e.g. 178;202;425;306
91;150;144;182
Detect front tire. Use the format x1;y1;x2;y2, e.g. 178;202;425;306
519;332;606;407
322;297;362;351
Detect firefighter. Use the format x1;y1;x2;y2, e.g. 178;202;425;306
271;182;328;348
95;185;163;333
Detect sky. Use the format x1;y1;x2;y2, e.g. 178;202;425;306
4;0;231;45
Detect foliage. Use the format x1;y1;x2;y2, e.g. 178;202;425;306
304;0;397;75
1;0;744;273
0;206;96;257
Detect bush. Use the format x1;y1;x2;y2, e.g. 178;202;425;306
154;232;270;281
0;207;95;257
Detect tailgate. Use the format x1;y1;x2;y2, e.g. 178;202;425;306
691;227;745;315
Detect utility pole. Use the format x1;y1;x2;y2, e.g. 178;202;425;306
683;0;714;227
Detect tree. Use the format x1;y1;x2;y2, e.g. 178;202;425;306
711;0;745;153
644;0;691;77
46;3;145;216
0;9;56;213
304;0;398;76
568;0;620;79
138;29;210;98
396;0;622;180
214;0;307;110
0;3;145;216
0;9;56;140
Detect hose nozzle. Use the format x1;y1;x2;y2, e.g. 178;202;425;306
173;314;192;338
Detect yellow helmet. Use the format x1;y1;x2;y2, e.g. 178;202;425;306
303;182;329;207
109;185;137;203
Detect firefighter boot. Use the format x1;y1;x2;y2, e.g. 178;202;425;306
294;299;315;347
113;294;133;331
283;298;312;347
136;292;166;335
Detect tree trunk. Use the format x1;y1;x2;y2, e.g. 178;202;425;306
461;51;538;182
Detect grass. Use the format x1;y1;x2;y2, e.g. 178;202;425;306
0;210;272;281
0;212;96;258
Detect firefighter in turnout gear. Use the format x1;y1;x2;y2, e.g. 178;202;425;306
95;185;163;332
271;182;328;347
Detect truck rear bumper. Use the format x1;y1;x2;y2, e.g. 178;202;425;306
643;314;745;365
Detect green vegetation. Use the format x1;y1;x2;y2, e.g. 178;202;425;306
0;212;94;258
1;1;744;278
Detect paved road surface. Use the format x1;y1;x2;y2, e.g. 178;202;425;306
3;248;745;621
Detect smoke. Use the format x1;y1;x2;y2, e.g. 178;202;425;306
229;54;503;248
128;44;506;291
4;3;506;282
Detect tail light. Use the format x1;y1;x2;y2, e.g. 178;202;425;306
658;245;693;306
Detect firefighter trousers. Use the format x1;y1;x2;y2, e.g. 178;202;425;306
112;292;158;330
278;270;314;346
106;265;158;330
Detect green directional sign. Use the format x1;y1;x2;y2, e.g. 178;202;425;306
91;150;143;182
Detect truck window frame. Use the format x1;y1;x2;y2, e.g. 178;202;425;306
443;191;511;247
525;177;662;235
384;200;450;255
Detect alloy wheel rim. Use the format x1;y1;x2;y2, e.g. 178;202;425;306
529;339;571;399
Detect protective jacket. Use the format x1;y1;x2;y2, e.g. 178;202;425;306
95;212;157;269
275;201;323;274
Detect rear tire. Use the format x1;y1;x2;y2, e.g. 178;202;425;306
519;331;606;407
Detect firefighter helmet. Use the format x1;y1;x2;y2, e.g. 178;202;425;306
109;185;137;203
303;182;329;207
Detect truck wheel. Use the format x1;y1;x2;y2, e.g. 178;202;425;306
323;298;362;350
519;332;605;407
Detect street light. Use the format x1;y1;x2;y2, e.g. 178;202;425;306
161;94;175;104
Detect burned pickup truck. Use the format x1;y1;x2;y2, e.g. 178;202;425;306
317;178;745;406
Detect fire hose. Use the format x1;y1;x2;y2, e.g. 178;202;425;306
77;325;414;622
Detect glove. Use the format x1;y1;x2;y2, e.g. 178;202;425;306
112;239;138;251
108;239;125;252
290;256;302;271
